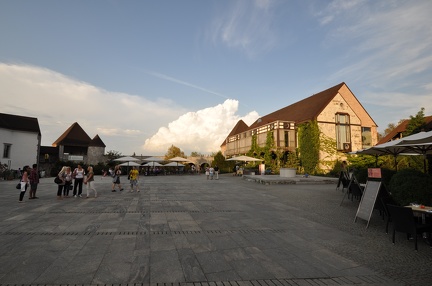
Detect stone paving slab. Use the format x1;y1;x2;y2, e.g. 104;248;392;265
0;173;430;285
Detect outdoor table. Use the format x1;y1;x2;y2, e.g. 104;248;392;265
406;205;432;224
405;205;432;242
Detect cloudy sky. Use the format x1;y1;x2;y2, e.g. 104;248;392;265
1;0;431;156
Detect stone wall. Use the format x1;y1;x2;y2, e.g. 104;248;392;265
87;146;105;165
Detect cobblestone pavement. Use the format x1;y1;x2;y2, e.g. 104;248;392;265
0;173;430;285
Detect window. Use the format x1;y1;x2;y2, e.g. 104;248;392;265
284;131;289;147
3;143;11;158
362;127;372;149
335;114;350;150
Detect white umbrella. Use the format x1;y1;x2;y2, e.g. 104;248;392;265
395;131;432;170
143;156;164;162
114;156;140;162
142;156;165;168
226;155;262;162
168;157;190;172
351;131;432;172
114;156;141;172
119;161;141;166
169;156;190;162
396;130;432;145
163;162;185;167
142;161;164;167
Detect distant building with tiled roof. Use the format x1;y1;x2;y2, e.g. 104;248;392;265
377;115;432;145
221;82;378;171
52;122;106;165
0;113;41;169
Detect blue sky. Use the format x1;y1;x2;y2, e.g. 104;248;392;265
1;0;431;156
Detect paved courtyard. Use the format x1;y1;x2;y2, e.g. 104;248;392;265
0;173;431;285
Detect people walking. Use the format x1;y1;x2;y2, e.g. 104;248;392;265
112;165;123;192
56;166;67;200
209;166;214;180
72;165;85;198
28;164;39;199
205;166;210;180
85;166;97;198
214;165;219;180
128;166;140;192
18;165;29;203
63;166;73;197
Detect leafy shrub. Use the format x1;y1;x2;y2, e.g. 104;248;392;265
389;169;432;206
93;162;108;175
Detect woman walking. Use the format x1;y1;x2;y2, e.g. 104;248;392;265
85;166;97;198
111;165;123;192
56;166;67;200
72;165;85;198
18;165;29;203
63;166;73;198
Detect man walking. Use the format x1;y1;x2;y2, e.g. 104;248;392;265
129;166;140;192
214;165;219;180
29;164;39;199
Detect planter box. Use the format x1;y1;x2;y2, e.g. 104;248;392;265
280;168;296;178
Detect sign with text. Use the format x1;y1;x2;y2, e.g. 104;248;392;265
69;155;84;161
355;180;382;228
368;168;382;178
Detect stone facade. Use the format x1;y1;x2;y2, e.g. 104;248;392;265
222;83;378;171
87;146;105;165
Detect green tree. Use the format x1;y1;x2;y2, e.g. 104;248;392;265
106;150;122;161
319;133;338;172
212;151;232;172
247;133;262;158
282;149;299;168
263;131;278;172
404;107;426;136
164;145;185;160
298;120;320;174
384;123;396;136
190;151;203;157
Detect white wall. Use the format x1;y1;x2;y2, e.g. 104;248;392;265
0;128;39;170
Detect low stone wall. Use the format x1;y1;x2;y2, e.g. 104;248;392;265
242;175;338;185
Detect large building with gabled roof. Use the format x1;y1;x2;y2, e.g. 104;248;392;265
0;113;41;170
52;122;106;165
221;82;379;170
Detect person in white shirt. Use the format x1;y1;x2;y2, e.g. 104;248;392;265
72;165;85;198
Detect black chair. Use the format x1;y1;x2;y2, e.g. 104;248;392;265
336;171;350;192
386;204;432;250
348;182;363;201
380;196;397;234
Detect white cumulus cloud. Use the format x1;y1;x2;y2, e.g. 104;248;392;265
0;63;259;156
143;99;259;155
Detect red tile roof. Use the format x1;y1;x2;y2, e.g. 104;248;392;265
250;82;346;128
221;120;249;147
52;122;91;147
377;115;432;144
227;120;249;137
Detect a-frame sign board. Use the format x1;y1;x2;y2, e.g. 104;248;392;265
354;168;383;228
354;180;381;228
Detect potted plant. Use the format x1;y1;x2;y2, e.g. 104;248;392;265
280;151;299;178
